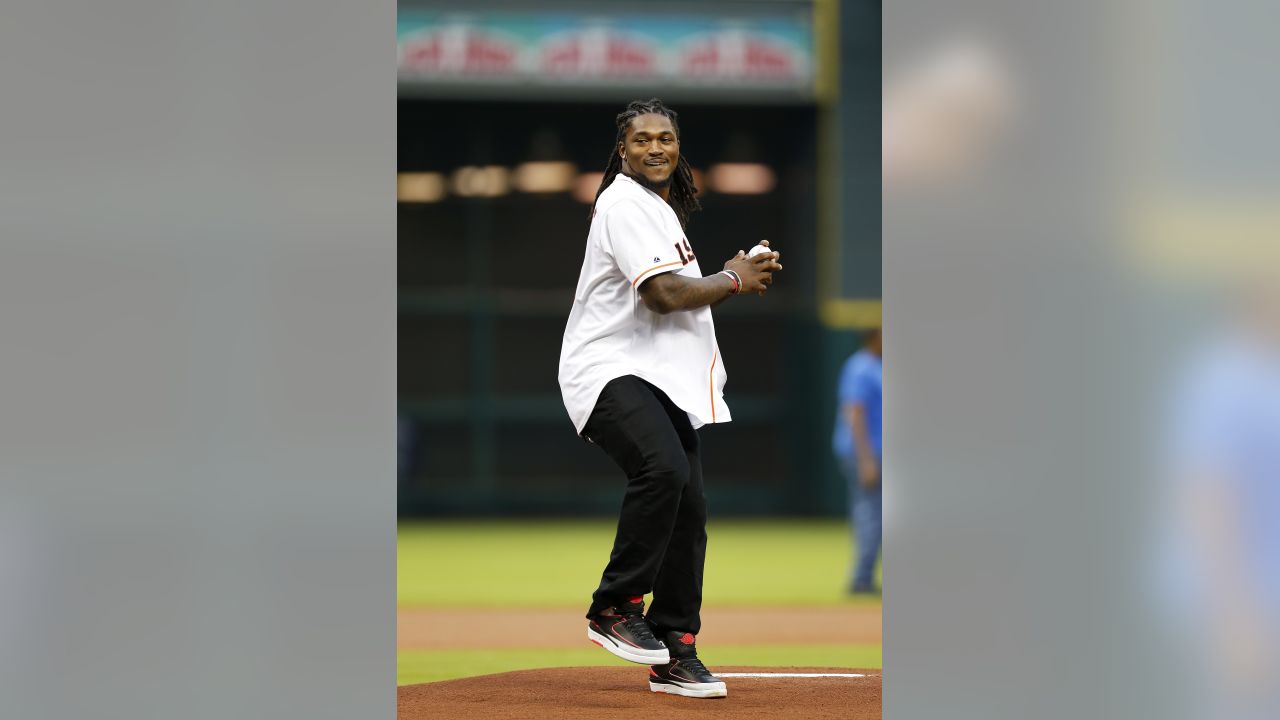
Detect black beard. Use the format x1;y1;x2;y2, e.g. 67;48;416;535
625;163;674;193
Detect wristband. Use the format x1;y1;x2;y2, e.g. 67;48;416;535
719;270;741;294
726;269;742;293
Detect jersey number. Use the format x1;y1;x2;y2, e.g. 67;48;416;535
674;238;696;265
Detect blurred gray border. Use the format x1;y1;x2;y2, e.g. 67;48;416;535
0;0;395;717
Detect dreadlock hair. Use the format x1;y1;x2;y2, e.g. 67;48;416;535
590;98;702;230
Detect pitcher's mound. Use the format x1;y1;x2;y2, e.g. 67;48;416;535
398;666;880;720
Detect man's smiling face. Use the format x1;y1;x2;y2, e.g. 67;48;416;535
619;113;679;191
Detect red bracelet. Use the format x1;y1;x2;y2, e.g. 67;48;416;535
719;270;741;294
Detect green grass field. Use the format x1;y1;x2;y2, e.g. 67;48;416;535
398;519;881;684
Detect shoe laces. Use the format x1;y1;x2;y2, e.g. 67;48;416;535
619;611;657;643
680;655;711;677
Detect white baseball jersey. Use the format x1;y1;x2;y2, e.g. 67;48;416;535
558;173;730;434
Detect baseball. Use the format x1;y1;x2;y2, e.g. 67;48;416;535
748;243;773;258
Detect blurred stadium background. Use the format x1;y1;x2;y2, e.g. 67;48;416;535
397;0;881;686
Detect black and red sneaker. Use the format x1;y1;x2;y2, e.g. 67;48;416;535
648;631;727;698
586;597;670;664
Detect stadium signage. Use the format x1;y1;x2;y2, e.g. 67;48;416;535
398;12;814;96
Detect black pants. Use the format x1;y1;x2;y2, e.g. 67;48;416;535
582;375;707;635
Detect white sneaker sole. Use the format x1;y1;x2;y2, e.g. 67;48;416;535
587;626;670;665
649;680;728;699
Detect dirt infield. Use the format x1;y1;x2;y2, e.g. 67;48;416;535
398;666;881;719
398;605;882;648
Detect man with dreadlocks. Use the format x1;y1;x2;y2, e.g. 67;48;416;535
558;99;782;699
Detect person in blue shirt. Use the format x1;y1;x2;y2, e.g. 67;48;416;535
833;328;883;594
1163;296;1280;715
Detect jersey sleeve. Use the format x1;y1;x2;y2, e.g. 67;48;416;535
838;358;875;409
605;200;684;289
1170;358;1238;475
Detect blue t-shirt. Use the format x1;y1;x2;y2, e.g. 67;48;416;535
1168;334;1280;608
832;349;882;461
